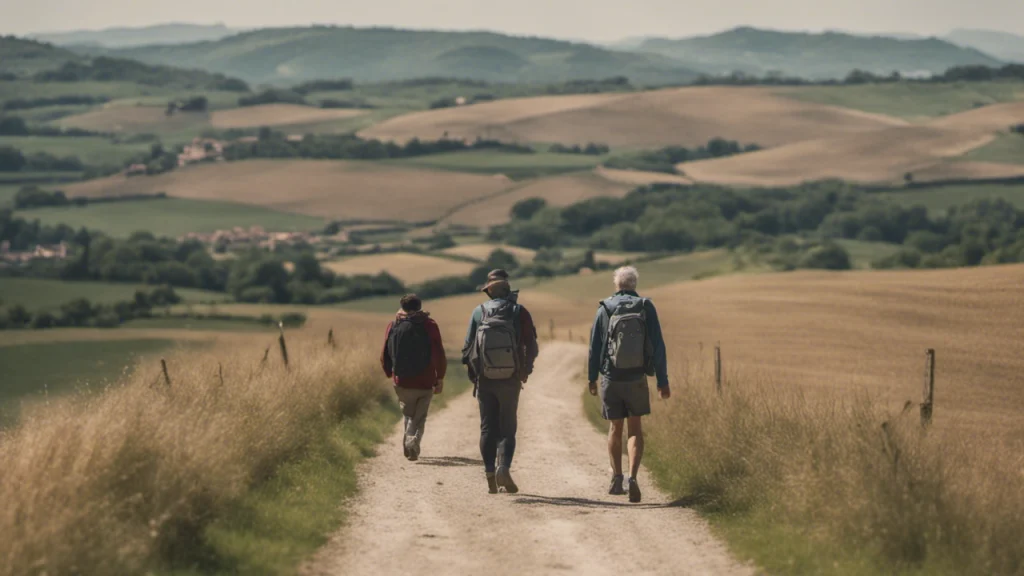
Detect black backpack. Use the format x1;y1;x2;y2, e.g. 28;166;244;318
388;318;432;378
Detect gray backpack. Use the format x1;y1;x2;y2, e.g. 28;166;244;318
603;297;652;374
473;300;521;381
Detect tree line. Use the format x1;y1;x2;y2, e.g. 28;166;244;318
603;139;762;174
223;130;533;162
493;181;1024;271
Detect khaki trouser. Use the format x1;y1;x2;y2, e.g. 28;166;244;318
395;386;434;453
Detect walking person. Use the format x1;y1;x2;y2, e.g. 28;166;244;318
588;266;670;503
382;294;447;461
463;269;539;494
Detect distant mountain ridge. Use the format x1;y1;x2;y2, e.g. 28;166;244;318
75;26;701;86
31;23;240;48
945;29;1024;63
636;27;1002;78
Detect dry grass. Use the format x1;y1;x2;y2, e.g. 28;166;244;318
361;86;906;148
0;328;386;575
323;253;476;285
442;171;631;227
209;104;366;130
62;160;513;223
644;350;1024;574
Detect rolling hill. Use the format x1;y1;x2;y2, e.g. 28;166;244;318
0;36;83;76
946;29;1024;63
31;23;240;48
78;26;700;85
360;86;907;148
636;27;1002;78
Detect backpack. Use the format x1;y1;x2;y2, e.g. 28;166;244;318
472;300;521;381
602;296;654;377
387;318;432;379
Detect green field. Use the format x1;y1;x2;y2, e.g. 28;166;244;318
964;133;1024;165
0;171;83;185
780;81;1024;119
388;150;607;179
835;239;903;269
880;182;1024;214
0;338;178;426
20;197;325;238
0;278;226;312
0;135;153;167
122;317;276;332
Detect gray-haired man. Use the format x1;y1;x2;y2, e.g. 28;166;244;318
587;266;670;503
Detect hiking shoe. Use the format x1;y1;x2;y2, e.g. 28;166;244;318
486;472;499;494
495;466;519;494
627;477;642;503
408;444;419;462
609;474;626;496
402;440;411;460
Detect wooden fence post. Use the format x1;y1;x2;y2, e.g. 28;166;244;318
328;328;335;348
278;323;290;370
549;319;555;340
160;358;171;387
921;349;935;427
568;329;573;342
714;343;722;395
217;362;224;387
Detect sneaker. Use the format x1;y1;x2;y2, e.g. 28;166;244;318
486;472;498;494
408;444;419;462
627;477;642;503
402;440;411;460
495;466;519;494
608;474;626;496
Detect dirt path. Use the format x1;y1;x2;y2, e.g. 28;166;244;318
303;342;752;576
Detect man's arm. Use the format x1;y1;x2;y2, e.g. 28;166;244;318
381;321;394;378
427;319;447;392
645;300;669;389
518;306;539;379
461;307;480;365
588;305;606;384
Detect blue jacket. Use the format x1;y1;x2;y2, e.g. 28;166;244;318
588;290;669;389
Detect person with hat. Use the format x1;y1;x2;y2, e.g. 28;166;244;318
462;269;539;494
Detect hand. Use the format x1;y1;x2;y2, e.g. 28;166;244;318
588;381;598;396
521;375;529;384
434;380;444;395
659;386;671;400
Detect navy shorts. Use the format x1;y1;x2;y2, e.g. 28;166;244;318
599;377;651;420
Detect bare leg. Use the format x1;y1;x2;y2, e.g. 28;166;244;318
608;419;624;476
627;416;644;479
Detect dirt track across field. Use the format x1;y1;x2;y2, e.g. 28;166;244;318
303;342;751;576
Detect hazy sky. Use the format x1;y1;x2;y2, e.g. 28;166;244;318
4;0;1023;41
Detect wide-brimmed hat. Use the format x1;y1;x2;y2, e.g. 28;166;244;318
478;268;510;293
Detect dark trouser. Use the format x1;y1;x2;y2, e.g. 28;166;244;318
477;379;521;473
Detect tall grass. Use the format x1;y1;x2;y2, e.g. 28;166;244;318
0;331;386;575
644;353;1024;575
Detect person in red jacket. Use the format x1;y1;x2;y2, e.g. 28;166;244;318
381;294;447;461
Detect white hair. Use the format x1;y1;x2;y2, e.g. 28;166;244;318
613;266;639;291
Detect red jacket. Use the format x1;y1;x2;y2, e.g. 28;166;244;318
381;311;447;390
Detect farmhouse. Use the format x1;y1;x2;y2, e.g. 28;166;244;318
0;241;69;265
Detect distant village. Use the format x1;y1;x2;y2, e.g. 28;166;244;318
0;241;69;266
180;226;346;251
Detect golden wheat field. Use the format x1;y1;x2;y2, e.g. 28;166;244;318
323;253;476;284
209;104;367;129
361;86;907;148
442;171;632;227
441;243;538;263
58;105;210;133
62;160;514;223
